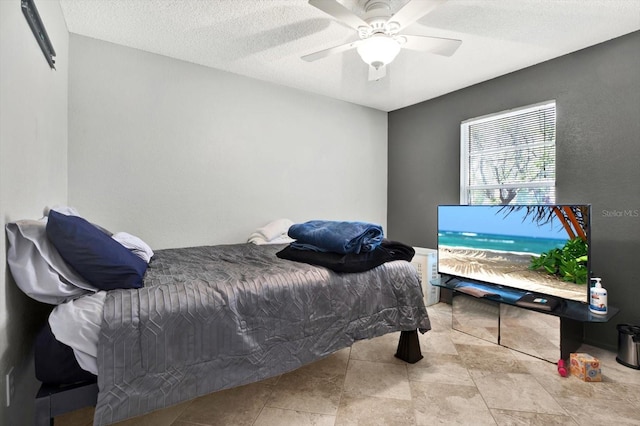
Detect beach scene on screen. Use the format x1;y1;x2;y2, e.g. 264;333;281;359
437;205;588;302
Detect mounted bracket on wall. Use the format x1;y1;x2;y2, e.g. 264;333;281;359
21;0;56;69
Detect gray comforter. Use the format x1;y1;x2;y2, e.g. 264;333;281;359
95;243;430;425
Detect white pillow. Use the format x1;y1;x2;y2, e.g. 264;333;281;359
5;220;97;305
111;232;154;263
247;218;295;245
44;205;81;217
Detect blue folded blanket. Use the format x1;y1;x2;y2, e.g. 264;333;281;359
288;220;384;254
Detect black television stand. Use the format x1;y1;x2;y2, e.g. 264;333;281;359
432;277;619;362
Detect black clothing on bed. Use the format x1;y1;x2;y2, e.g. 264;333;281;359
276;239;415;272
35;322;96;385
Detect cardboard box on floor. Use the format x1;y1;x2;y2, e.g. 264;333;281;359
570;353;602;382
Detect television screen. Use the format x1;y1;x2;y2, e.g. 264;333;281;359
437;204;590;303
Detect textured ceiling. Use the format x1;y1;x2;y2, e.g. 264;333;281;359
59;0;640;112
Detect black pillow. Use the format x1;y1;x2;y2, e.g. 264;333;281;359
34;322;96;385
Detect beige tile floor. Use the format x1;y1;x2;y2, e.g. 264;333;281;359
55;303;640;426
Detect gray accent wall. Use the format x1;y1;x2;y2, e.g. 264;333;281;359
388;31;640;350
0;1;69;424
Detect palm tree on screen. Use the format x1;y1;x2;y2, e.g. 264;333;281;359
498;205;589;284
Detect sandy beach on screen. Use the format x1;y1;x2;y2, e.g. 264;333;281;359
439;246;587;302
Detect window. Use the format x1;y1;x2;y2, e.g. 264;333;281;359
460;101;556;205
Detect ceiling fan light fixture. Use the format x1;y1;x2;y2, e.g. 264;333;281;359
356;35;401;69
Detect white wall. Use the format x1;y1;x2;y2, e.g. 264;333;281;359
0;1;69;423
68;35;388;250
0;15;386;422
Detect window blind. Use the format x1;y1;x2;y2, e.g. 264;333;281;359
461;101;556;205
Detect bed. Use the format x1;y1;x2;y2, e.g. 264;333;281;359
7;213;430;425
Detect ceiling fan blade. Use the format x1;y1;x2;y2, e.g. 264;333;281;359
368;64;386;81
308;0;369;30
401;34;462;57
388;0;446;31
301;39;364;62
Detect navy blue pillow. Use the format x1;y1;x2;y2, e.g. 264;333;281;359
46;210;147;290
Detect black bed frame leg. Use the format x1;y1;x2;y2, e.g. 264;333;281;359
34;380;98;426
395;330;423;364
34;390;53;426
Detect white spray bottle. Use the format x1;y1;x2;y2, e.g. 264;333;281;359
589;277;607;315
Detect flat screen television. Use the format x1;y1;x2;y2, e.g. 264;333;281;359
437;204;591;304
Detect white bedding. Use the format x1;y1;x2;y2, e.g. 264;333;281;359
48;291;106;374
6;207;155;376
247;218;295;245
112;231;155;263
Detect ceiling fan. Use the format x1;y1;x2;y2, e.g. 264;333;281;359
302;0;461;81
